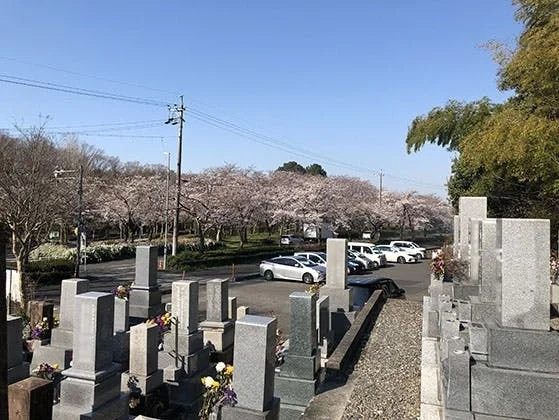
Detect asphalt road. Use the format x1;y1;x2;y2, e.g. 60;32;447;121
33;258;431;336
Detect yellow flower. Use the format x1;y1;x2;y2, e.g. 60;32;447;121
224;365;234;375
52;364;59;370
211;380;220;389
202;376;215;388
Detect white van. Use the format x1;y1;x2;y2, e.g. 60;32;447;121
347;242;386;268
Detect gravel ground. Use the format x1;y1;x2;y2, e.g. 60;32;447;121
342;299;423;420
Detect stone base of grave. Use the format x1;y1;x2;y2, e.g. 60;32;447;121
200;319;235;351
278;355;320;380
30;344;73;372
8;376;53;420
278;402;309;420
8;362;30;385
50;327;74;349
469;296;497;324
320;287;353;314
221;397;281;420
163;330;204;356
113;331;130;370
129;287;164;325
159;345;211;377
121;369;164;395
52;393;128;420
56;363;125;415
330;310;357;347
164;364;214;414
451;282;479;300
470;362;559;419
274;375;319;407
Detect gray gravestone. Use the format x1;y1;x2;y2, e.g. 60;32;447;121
129;245;163;320
113;296;130;369
275;292;320;413
453;215;460;254
496;218;550;330
458;197;487;260
54;292;127;419
479;219;498;303
159;280;211;412
7;315;29;384
121;323;163;395
200;279;235;355
469;219;482;283
325;238;347;289
237;306;250;319
160;281;206;376
31;278;89;371
446;349;471;412
316;295;331;358
228;296;237;321
321;238;354;343
50;278;89;348
221;315;280;420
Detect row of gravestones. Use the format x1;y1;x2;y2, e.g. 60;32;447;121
421;197;559;420
7;239;359;419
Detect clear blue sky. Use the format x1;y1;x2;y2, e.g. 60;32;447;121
1;1;521;197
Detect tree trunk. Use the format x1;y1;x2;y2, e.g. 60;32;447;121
216;225;223;242
0;227;9;420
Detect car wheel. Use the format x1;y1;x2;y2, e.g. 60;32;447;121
264;270;274;281
302;273;314;284
416;253;422;260
372;261;379;269
397;256;405;264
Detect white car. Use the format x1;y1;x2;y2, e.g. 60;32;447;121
259;256;326;283
347;249;374;271
347;242;386;268
294;251;363;274
389;241;426;259
374;245;418;264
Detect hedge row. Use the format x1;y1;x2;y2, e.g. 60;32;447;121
22;259;75;286
167;243;324;271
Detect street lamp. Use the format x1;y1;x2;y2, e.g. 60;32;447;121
54;165;84;277
163;152;171;269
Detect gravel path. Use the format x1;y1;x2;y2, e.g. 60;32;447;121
342;299;423;420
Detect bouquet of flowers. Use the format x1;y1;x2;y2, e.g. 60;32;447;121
112;284;130;300
431;249;445;280
199;362;237;419
30;317;50;340
146;312;172;332
32;362;59;380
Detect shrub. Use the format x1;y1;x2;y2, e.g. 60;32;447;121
23;259;75;286
167;245;296;271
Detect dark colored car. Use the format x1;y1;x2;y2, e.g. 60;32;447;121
347;277;405;308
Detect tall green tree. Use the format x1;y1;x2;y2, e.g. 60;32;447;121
276;161;307;174
406;0;559;220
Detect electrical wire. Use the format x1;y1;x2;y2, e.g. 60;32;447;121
0;72;447;190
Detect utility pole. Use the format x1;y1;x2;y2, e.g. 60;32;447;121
163;152;171;269
379;170;384;207
76;165;84;277
54;166;84;277
165;96;185;256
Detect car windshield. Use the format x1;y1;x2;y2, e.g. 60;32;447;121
294;256;318;267
315;252;327;259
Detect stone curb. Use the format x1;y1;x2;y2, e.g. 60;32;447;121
159;272;261;295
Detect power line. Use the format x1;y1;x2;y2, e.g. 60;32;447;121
0;72;447;190
0;74;168;107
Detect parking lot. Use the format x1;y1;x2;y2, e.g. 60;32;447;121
34;257;431;337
